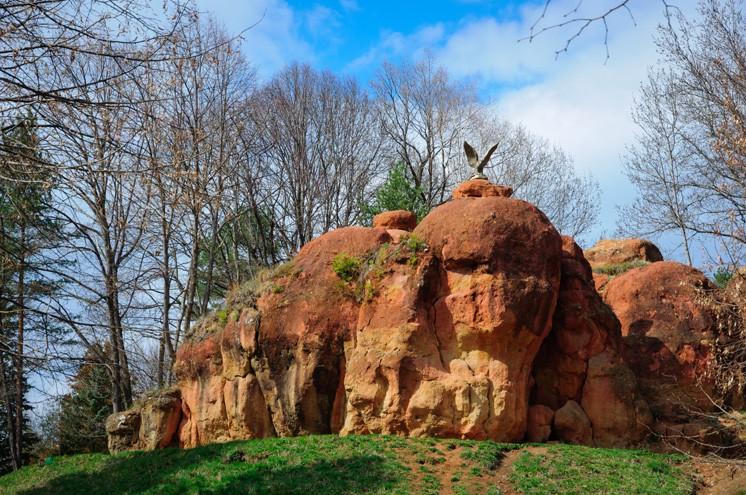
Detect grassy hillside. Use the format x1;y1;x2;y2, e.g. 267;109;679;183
0;435;694;495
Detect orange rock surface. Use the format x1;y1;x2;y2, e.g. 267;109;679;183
603;261;717;418
452;179;513;199
584;238;663;269
372;210;417;231
107;182;674;453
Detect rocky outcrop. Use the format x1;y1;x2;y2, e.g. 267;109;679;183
530;237;651;447
105;388;181;453
553;400;592;445
526;405;553;442
174;226;392;447
584;238;663;269
107;183;657;453
372;210;417;231
603;261;716;420
340;195;563;441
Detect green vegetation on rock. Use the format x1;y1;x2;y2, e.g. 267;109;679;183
0;435;693;495
332;235;428;302
332;253;362;283
592;259;649;277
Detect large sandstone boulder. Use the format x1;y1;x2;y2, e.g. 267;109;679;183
603;261;717;419
105;388;181;453
584;238;663;269
553;400;592;445
372;210;417;231
341;195;563;441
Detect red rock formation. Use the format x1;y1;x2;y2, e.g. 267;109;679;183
341;195;563;441
526;405;553;442
107;182;659;453
372;210;417;231
531;237;651;447
585;239;663;268
553;400;592;445
452;179;512;199
603;261;716;419
175;227;392;447
584;238;663;269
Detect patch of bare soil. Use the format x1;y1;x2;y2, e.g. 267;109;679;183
690;457;746;495
400;441;549;495
438;445;467;495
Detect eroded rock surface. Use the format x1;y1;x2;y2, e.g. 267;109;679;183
530;237;651;447
107;183;662;453
452;179;513;199
341;195;563;441
372;210;417;231
603;261;716;419
106;388;181;453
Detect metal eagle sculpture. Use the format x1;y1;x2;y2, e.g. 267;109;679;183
464;141;498;180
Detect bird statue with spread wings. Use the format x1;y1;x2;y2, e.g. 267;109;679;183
464;141;498;180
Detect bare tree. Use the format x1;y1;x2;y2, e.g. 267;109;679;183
41;47;155;412
623;0;746;267
0;0;191;108
522;0;675;60
372;55;479;208
251;64;384;252
619;70;697;265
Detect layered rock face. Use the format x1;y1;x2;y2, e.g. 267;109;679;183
174;226;392;447
342;195;563;441
107;182;660;453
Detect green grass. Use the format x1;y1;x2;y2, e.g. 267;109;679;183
592;259;650;277
509;444;691;495
0;435;693;495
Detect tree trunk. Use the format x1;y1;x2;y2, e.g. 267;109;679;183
14;225;25;467
0;317;19;471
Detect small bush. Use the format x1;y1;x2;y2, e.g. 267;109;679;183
332;253;362;282
403;234;426;253
215;309;229;325
713;267;733;288
224;261;297;309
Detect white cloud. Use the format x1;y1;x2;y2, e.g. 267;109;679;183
431;0;699;241
347;24;446;70
196;0;316;79
339;0;359;12
306;4;341;39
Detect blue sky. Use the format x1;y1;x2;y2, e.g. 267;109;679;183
196;0;702;260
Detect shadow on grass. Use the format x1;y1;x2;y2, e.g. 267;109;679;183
18;443;402;495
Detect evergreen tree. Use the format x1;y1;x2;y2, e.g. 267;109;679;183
0;111;60;470
58;346;112;455
360;163;430;226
